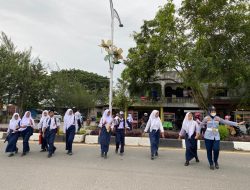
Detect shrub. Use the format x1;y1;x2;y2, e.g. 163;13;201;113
58;129;64;135
84;126;98;130
164;131;179;139
90;129;99;135
77;129;86;135
33;129;39;133
219;125;229;140
126;129;142;137
0;127;8;132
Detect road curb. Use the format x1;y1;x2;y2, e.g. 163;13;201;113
1;132;250;151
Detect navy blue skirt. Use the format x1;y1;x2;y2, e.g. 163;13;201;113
99;126;111;153
5;132;19;153
185;133;198;161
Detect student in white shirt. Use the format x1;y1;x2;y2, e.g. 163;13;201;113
143;110;165;160
99;109;113;158
114;111;129;155
64;109;77;155
43;110;60;158
19;111;35;156
5;113;21;157
126;114;133;130
75;109;82;132
179;112;200;166
38;110;49;152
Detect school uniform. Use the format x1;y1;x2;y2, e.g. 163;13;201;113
126;114;133;130
5;113;21;156
201;115;239;168
179;113;200;164
19;111;35;155
64;109;77;155
114;117;128;154
99;109;113;158
144;110;164;159
44;116;60;157
75;111;82;131
38;111;49;151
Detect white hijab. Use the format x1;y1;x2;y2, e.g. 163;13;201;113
8;113;21;132
182;112;197;137
20;111;34;126
41;110;48;121
99;109;113;127
64;109;75;128
38;110;49;129
127;114;133;123
148;110;162;128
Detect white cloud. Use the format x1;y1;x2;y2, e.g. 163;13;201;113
0;0;182;82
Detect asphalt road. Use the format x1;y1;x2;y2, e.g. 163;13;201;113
0;141;250;190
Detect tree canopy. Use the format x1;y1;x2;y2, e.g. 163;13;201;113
122;0;250;109
0;32;109;113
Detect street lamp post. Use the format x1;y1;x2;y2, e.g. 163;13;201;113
108;0;123;115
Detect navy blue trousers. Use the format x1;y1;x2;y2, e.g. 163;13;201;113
20;126;33;153
41;135;48;150
115;129;125;153
46;129;57;154
100;126;111;154
5;132;19;153
66;125;75;152
149;130;160;156
185;133;198;161
205;139;220;165
77;119;82;131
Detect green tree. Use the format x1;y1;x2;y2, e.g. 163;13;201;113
48;69;109;109
113;79;131;110
0;32;49;113
122;0;250;109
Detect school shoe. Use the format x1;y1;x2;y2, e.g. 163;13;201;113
184;161;189;166
104;152;107;159
195;157;200;162
155;152;158;157
151;155;154;160
48;153;52;158
210;164;215;170
115;149;118;154
21;152;26;157
215;163;219;169
68;151;73;156
53;147;57;154
40;149;46;152
8;153;14;157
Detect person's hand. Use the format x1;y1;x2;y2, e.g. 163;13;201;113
178;136;182;140
142;132;145;137
161;132;165;138
195;135;199;140
238;121;245;125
